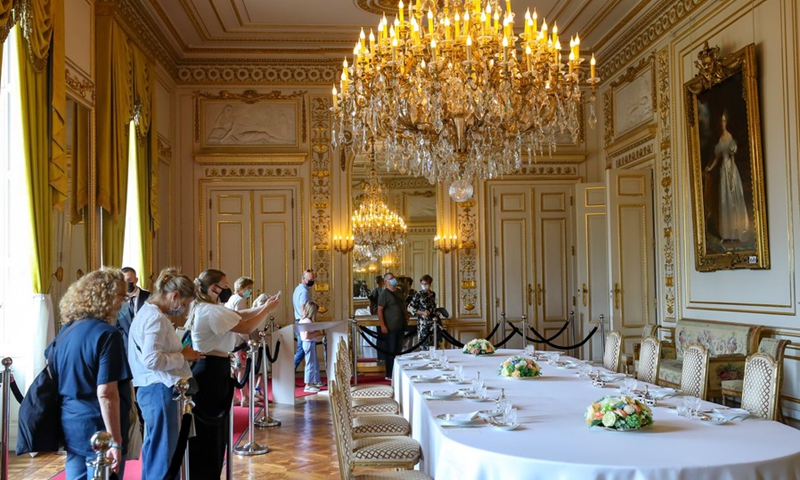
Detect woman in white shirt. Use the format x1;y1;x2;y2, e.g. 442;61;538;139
224;276;260;406
188;269;279;478
128;268;204;480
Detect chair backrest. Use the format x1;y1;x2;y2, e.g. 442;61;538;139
680;343;710;399
642;324;657;339
603;331;622;372
758;337;790;363
337;337;352;378
636;336;661;384
741;352;781;421
328;380;355;480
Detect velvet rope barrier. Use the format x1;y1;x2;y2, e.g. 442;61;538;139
507;321;571;344
9;374;24;404
438;328;465;348
492;328;520;348
163;413;193;480
525;322;599;350
264;340;281;364
356;325;433;356
485;322;500;342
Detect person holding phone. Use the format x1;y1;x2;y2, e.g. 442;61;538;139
188;269;280;478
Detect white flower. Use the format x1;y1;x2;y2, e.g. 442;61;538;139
512;370;521;378
623;405;636;415
601;412;617;427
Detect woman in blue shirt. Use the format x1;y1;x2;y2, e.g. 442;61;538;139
51;268;132;480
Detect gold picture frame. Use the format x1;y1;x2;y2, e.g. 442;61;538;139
684;43;768;272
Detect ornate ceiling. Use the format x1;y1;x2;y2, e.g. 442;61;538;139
137;0;649;62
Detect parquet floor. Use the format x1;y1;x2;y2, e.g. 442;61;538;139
8;393;342;479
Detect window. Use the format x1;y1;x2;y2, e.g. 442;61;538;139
121;121;144;278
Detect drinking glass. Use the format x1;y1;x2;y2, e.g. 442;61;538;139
548;352;561;366
478;384;488;400
428;345;436;359
682;396;701;418
454;365;464;382
525;345;536;357
622;376;638;395
504;407;518;425
689;396;703;418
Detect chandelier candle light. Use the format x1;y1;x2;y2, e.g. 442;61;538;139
331;0;599;201
433;234;458;253
351;147;408;257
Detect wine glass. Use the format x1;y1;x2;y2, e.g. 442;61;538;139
622;376;638;396
504;407;518;425
525;345;536;357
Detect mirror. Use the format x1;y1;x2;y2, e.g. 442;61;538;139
350;154;439;316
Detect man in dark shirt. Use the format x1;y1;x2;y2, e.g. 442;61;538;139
377;272;408;380
367;275;384;314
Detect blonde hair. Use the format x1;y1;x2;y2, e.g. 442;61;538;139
301;302;318;322
234;276;254;293
59;267;125;325
153;268;195;300
194;269;225;304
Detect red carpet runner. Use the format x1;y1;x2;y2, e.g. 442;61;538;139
50;406;252;480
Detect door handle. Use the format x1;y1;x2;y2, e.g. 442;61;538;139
536;284;544;306
614;283;621;310
581;283;588;307
527;284;533;306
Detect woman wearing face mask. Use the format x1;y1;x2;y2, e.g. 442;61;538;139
407;275;437;349
188;269;280;478
224;277;263;406
127;268;204;480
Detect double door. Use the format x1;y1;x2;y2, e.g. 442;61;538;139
206;187;299;325
488;183;574;350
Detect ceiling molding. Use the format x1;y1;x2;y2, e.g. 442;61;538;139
177;60;340;85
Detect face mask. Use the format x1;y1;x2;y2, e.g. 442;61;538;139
389;278;397;287
127;282;135;293
420;284;429;291
306;280;315;288
218;287;233;303
167;304;186;316
243;289;252;299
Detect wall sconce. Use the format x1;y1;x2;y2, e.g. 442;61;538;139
333;235;355;254
433;235;458;254
381;255;395;268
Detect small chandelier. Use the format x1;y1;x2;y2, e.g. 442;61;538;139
332;0;599;196
352;145;408;257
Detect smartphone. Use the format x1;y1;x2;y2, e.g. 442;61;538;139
274;290;282;299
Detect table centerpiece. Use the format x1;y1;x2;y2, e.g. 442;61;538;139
498;355;542;379
585;395;654;431
462;338;496;356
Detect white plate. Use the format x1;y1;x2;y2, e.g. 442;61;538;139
490;421;521;431
424;390;460;400
410;375;444;383
405;364;433;371
436;413;483;426
700;414;731;425
599;373;626;382
462;394;498;402
712;408;750;421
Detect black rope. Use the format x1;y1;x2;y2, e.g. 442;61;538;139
265;340;281;364
232;358;252;390
526;322;600;350
492;329;519;348
438;328;465;348
163;412;193;480
356;326;433;356
9;374;25;404
485;322;500;342
359;327;379;338
231;341;249;353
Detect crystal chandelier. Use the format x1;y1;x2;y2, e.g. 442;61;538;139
352;147;408;257
331;0;599;196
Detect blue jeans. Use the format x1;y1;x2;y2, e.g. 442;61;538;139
138;382;180;480
294;319;305;370
303;340;321;384
66;450;126;480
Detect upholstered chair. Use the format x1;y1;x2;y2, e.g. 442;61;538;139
336;338;395;399
722;338;789;408
603;331;623;373
740;353;782;421
636;336;661;384
621;324;657;374
680;343;710;400
329;380;429;477
334;346;401;416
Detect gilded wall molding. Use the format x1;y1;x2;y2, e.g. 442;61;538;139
608;137;656;169
177;62;339;86
193;89;307;143
382;178;435;189
457;198;479;316
310;96;333;316
204;167;299;178
603;91;614;148
516;165;579;176
65;68;95;106
657;48;676;321
598;0;709;81
157;136;172;160
356;0;400;15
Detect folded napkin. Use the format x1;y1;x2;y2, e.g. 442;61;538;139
647;386;677;399
449;411;481;422
713;408;750;420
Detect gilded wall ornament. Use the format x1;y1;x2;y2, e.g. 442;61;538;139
310;96;333;315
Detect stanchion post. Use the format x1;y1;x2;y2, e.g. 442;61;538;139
433;320;439;352
255;331;280;428
349;317;358;387
599;314;606;354
521;314;528;349
1;357;12;480
500;312;506;344
226;356;236;480
86;431;113;480
175;379;192;480
234;341;268;456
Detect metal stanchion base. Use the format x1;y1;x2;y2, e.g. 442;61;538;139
255;416;281;428
234;442;269;456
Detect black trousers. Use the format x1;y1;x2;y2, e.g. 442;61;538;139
188;356;234;480
384;329;404;379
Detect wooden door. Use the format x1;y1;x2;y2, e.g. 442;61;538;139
606;169;656;356
575;183;610;361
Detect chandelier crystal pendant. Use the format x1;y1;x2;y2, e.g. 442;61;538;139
332;0;599;197
351;146;408;258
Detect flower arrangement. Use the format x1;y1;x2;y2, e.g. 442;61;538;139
498;356;542;379
462;338;496;355
585;395;654;431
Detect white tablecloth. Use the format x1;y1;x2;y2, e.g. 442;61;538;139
394;349;800;480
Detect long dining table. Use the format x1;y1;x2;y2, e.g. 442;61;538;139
393;348;800;480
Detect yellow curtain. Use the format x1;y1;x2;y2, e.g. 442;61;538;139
69;104;89;224
96;16;132;266
49;0;67;208
132;45;155;284
0;0;12;80
17;26;52;293
22;0;54;72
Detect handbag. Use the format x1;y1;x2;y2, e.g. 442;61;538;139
16;321;83;454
